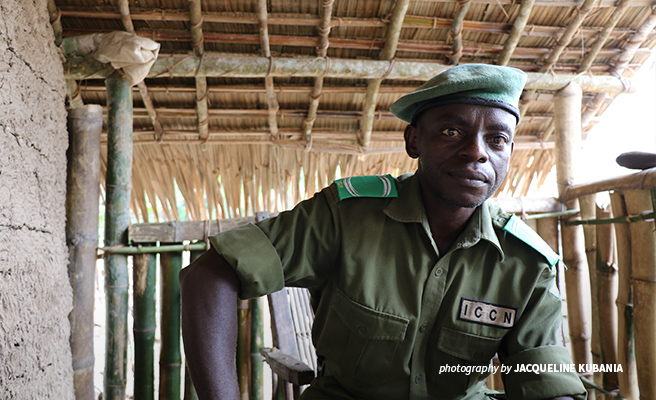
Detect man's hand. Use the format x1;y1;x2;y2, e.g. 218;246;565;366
180;248;241;400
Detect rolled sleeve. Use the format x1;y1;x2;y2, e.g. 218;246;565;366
502;346;586;400
209;223;285;299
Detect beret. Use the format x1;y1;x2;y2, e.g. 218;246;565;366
390;64;527;124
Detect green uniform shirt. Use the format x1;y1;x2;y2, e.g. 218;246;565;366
210;174;586;400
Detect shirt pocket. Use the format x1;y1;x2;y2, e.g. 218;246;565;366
428;327;502;394
319;290;409;384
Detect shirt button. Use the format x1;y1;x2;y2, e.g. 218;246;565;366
414;374;422;384
473;351;483;359
419;324;427;333
434;268;444;276
357;326;367;335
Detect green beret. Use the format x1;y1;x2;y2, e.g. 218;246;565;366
390;64;527;124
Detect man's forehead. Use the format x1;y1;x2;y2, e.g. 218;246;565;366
415;102;518;129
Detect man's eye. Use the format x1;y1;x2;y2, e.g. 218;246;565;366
490;135;508;145
441;128;461;137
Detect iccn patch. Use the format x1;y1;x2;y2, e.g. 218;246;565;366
458;298;516;328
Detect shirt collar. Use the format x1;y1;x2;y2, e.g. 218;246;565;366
384;173;505;260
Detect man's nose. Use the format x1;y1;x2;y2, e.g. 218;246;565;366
459;134;488;162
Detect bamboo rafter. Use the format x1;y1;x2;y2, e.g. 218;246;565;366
359;0;410;149
61;29;651;62
449;0;472;65
189;0;210;142
117;0;163;141
256;0;279;141
58;8;653;40
497;0;536;66
302;0;335;146
582;6;656;127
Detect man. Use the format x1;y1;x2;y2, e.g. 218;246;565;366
180;64;587;400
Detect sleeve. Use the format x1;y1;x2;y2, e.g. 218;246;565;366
498;266;587;400
209;185;341;299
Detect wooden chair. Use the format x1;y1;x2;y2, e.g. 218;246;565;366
260;287;317;400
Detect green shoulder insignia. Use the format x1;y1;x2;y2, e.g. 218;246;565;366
334;174;398;200
503;214;560;267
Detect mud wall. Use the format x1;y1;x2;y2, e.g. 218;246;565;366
0;0;74;398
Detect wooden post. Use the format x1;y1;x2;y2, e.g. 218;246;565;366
133;251;157;400
104;73;133;400
66;104;102;400
554;82;592;368
160;250;183;400
623;190;656;399
609;193;639;400
237;300;252;400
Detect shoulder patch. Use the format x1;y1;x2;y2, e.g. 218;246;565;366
503;214;560;267
334;174;398;200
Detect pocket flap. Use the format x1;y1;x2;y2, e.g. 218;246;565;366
331;290;409;341
437;327;500;362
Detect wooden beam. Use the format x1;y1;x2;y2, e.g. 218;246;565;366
65;55;635;94
497;0;536;66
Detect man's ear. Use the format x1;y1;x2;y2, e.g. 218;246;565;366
404;124;419;159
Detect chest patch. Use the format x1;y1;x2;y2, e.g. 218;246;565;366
458;298;517;329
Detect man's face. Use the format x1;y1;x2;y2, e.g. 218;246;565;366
404;103;515;209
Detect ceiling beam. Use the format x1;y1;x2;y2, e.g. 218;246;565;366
65;55;635;94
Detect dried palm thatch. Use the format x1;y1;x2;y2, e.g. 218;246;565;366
52;0;656;221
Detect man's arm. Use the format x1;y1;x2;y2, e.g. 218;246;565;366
180;248;241;400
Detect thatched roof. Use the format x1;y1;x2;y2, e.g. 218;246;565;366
50;0;656;221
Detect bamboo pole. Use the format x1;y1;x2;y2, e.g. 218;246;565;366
496;0;535;66
159;250;183;400
609;193;639;400
237;299;252;400
103;73;133;400
623;190;656;399
561;168;656;203
554;82;592;368
66;105;103;400
133;251;157;400
595;205;619;396
64;55;634;94
250;297;265;400
580;195;601;399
